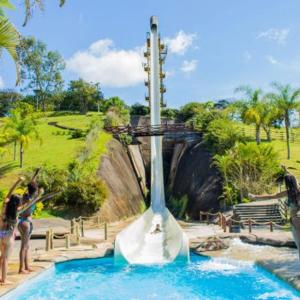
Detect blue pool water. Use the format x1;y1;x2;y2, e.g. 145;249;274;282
4;254;300;300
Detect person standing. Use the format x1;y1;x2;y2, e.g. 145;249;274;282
0;177;24;284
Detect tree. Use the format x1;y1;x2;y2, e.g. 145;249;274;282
161;108;179;120
17;36;65;111
0;1;20;82
266;82;300;160
178;102;205;121
64;80;101;114
22;0;66;26
130;103;150;116
4;103;40;167
0;89;22;116
235;86;264;144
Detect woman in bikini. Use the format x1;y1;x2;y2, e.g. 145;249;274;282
250;166;300;258
0;177;24;284
18;180;43;274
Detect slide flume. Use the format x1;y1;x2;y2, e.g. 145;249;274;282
114;16;189;264
115;208;189;264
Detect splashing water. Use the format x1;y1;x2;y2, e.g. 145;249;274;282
5;254;300;300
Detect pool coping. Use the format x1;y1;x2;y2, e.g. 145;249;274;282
1;238;300;298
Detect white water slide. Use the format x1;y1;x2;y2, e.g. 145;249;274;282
114;16;189;264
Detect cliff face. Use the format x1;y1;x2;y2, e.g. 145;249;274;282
171;141;223;219
97;139;144;222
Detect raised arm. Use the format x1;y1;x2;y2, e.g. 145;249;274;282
30;168;41;183
249;190;288;201
18;191;59;216
5;177;25;200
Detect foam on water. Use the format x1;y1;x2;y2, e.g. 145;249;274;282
4;254;300;300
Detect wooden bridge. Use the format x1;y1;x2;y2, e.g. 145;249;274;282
104;123;200;137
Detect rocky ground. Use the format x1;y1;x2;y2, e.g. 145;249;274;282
1;218;299;297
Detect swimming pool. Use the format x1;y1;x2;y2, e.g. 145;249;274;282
3;254;300;300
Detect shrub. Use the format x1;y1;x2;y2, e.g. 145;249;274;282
64;176;108;213
119;133;132;146
214;142;280;202
70;129;86;139
204;118;245;154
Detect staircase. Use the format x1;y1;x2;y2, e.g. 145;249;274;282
234;200;284;224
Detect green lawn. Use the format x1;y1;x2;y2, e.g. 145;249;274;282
0;113;110;189
239;124;300;180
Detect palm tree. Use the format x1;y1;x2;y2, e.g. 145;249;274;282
235;86;264;144
4;109;40;168
260;100;281;142
267;82;300;160
23;0;66;26
0;2;20;82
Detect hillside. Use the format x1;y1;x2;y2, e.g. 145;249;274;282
240;125;300;180
0;113;111;189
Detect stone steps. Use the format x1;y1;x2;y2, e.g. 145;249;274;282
234;203;284;224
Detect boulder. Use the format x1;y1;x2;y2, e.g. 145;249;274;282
171;141;223;219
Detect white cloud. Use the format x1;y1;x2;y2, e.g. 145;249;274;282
266;55;300;71
244;51;252;61
0;77;4;89
266;55;279;65
66;39;145;88
180;60;198;73
257;28;290;44
165;31;196;55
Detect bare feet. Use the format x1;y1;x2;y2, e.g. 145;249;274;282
25;268;34;273
18;270;29;275
1;280;14;285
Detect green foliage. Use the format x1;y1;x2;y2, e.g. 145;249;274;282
168;195;189;219
119;133;132;146
214;142;280;202
0;90;23;116
3;103;40;167
70;129;86;139
64;175;108;214
187;108;222;132
266;82;300;160
62;80;102;114
0;12;20;83
204;118;245;154
161;108;179;120
17;36;65;111
130;103;149;116
178;102;204;121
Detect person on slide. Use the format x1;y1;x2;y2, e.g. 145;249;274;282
18;169;43;274
249;165;300;259
151;224;162;234
0;177;25;284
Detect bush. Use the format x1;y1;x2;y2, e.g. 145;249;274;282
64;176;108;213
214;142;280;201
119;133;132;146
70;129;86;139
204;118;245;154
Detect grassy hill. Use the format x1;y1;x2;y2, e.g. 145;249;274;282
0;113;111;189
239;124;300;179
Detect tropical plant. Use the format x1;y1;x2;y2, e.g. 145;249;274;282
214;142;280;202
0;1;20;82
266;82;300;159
4;104;40;167
22;0;66;26
234;86;265;144
204;118;245;155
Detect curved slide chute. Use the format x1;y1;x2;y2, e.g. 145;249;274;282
115;208;189;264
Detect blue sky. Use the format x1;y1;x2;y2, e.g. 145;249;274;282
1;0;300;108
